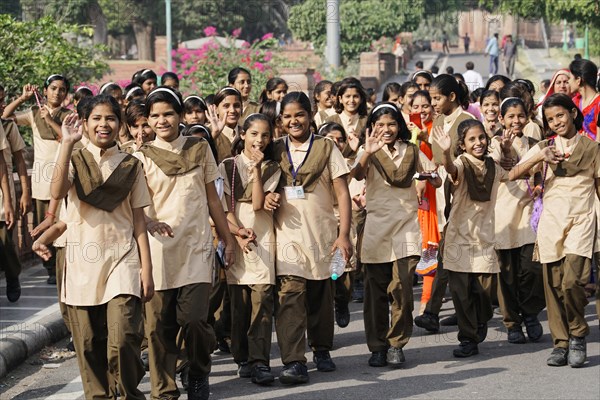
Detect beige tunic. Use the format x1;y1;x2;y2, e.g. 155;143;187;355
15;107;62;200
489;135;536;249
63;143;151;306
219;153;281;285
1;121;25;220
359;142;435;263
518;138;600;263
314;108;336;128
523;120;542;141
134;134;219;290
274;136;350;280
443;154;507;273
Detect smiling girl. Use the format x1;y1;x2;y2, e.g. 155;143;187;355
206;87;243;163
313;80;335;128
229;67;260;124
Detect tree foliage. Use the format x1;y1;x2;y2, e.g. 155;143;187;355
288;0;424;62
0;15;110;96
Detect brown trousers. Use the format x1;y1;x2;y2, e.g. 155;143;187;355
145;282;215;399
363;256;419;352
34;199;56;276
334;271;353;305
497;244;546;329
448;271;496;343
595;253;600;320
208;279;232;341
229;284;274;366
275;276;334;365
543;254;591;349
0;221;21;280
55;247;69;331
67;295;145;400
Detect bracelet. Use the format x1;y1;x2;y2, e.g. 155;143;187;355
45;211;56;219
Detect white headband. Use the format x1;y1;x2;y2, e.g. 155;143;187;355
125;86;143;100
412;70;432;80
75;86;90;93
371;103;399;114
148;87;181;105
46;74;63;83
142;69;152;75
218;86;241;96
99;82;117;94
184;95;207;107
189;124;210;135
500;96;522;109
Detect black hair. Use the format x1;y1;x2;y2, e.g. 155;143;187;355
313;79;333;111
412;70;433;84
76;96;92;119
500;97;526;117
366;102;411;142
445;66;454;75
470;87;485;103
44;74;70;92
73;87;94;103
400;81;420;101
83;94;122;123
569;59;599;89
231;113;274;158
456;119;487;156
479;89;499;105
144;86;184;116
430;74;469;108
204;94;215;107
281;91;313;117
334;78;368;116
542;93;583;133
183;95;208;113
415;61;424;69
318;122;347;142
124;84;145;102
453;73;466;83
366;87;376;98
259;77;288;104
409;90;432;106
161;72;179;87
213;87;243;107
431;66;439;74
499;82;533;115
382;82;402;102
99;82;122;98
227;67;251;85
484;74;511;91
181;124;219;161
259;100;280;128
126;100;146;127
540;79;551;91
457;80;471;109
132;69;158;86
465;61;475;70
513;79;535;96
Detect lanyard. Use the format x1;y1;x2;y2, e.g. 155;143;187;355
286;134;314;185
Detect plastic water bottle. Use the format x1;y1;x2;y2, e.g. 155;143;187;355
330;249;346;280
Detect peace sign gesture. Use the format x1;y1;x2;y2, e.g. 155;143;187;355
363;127;385;155
206;104;226;138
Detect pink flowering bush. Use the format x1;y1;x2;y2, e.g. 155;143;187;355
166;27;280;99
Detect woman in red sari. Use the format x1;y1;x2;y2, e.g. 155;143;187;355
569;59;600;141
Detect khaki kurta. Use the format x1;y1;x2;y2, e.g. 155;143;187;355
219;152;281;285
489;135;537;249
443;154;507;273
359;142;435;263
15;107;63;200
314;108;336;128
0;121;24;220
62;142;151;306
518;137;600;263
134;134;219;290
274;136;350;280
523;120;543;141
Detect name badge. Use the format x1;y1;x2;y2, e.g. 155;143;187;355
284;185;305;200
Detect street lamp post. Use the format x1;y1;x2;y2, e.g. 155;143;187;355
166;0;172;73
326;0;340;71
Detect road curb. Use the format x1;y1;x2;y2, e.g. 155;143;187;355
0;310;68;379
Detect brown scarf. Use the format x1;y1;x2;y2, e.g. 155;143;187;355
325;113;366;158
461;155;496;202
538;136;598;177
370;143;418;188
71;147;139;212
32;106;71;140
272;135;333;193
214;132;233;164
138;136;209;176
222;158;280;203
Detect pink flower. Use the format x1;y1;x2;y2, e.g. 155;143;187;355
171;61;177;70
261;33;274;41
204;26;217;36
253;62;265;72
188;65;197;74
241;41;250;48
263;51;272;62
181;52;191;62
232;28;242;38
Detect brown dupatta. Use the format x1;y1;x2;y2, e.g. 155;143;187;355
222;158;280;203
369;143;418;188
461;155;496;202
138;136;209;176
538;136;598;177
32;106;71;140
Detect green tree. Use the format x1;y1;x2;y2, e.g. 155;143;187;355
0;15;109;96
288;0;424;62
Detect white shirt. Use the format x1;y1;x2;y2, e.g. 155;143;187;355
463;69;484;91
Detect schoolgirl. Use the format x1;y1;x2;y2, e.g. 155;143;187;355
500;83;543;141
398;81;420;124
161;71;180;89
484;74;512;93
228;67;260;123
132;69;158;94
72;86;93;108
259;77;288;104
124;85;145;107
382;82;402;108
480;90;501;138
126;100;155;149
569;59;600;140
353;102;441;367
412;70;433;92
183;95;208;125
313;80;335;127
206;87;243;163
510;93;599;368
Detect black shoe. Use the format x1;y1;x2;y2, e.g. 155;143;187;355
180;366;189;390
568;336;586;368
187;374;209;400
440;314;458;326
66;337;75;352
335;302;350;328
217;337;231;353
547;347;568;367
6;277;21;302
523;315;543;342
507;327;526;344
140;350;149;371
453;341;479;358
414;312;439;333
47;275;57;285
386;347;405;368
368;351;387;367
279;361;309;385
237;361;252;378
477;323;488;344
313;350;336;372
352;280;364;303
251;364;274;385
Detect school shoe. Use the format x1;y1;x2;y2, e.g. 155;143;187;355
187;374;210;400
440;314;458;326
546;347;568;366
477;323;488;343
66;337;75;352
453;341;479;358
279;361;309;385
414;312;439;333
507;327;526;344
217;337;231;353
523;315;543;342
6;277;21;302
368;351;387;367
313;350;336;372
47;275;57;285
140;350;150;371
335;302;350;328
352;280;364;303
568;336;586;368
251;364;275;385
386;347;405;368
237;361;252;378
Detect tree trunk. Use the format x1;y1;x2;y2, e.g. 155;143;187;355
87;1;108;45
133;20;155;61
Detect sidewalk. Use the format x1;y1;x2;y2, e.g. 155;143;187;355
0;261;68;378
377;51;442;100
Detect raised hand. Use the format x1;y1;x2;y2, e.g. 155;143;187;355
206;104;226;137
363;127;385;154
432;126;451;154
500;128;515;154
347;128;361;151
21;84;37;102
60;113;82;144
